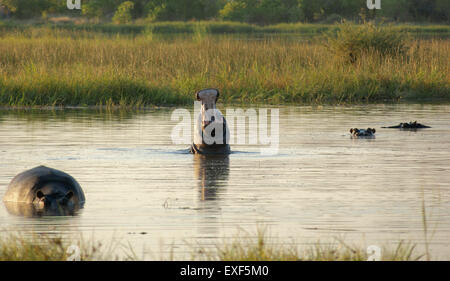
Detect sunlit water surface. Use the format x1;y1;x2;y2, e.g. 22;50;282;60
0;104;449;260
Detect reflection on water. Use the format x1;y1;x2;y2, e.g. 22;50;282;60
4;201;82;218
0;104;450;260
194;155;230;202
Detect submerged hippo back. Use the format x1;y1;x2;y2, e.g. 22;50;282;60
3;166;85;205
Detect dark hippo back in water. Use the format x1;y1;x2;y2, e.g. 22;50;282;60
3;166;85;217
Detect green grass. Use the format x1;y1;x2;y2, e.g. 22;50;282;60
1;20;449;37
326;22;410;63
0;23;448;107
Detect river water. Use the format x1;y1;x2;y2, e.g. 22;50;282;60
0;104;449;260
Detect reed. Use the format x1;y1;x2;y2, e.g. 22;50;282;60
0;229;423;261
192;227;423;261
0;232;136;261
0;25;448;107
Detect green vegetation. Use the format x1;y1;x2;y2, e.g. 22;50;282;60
0;22;448;107
1;21;449;37
0;0;449;24
326;22;409;63
112;1;135;25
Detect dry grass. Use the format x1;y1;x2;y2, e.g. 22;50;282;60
0;232;136;261
191;227;424;261
0;228;424;261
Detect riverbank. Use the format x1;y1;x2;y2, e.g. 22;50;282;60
0;24;448;107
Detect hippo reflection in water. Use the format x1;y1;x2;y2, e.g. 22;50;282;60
382;121;431;129
3;166;85;217
190;88;231;155
350;128;376;138
194;154;230;201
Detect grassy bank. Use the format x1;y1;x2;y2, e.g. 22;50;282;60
0;25;448;107
0;230;423;261
1;21;449;37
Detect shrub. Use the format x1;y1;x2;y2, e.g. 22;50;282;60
326;22;409;63
112;1;135;25
219;1;249;22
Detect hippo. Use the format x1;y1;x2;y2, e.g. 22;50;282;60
3;166;85;217
350;128;376;138
190;88;231;155
382;121;431;129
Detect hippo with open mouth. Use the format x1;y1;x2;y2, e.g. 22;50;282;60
3;166;85;217
190;88;230;155
350;128;376;138
382;121;431;129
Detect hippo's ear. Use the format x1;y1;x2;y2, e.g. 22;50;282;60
36;190;44;199
60;191;74;205
196;91;201;101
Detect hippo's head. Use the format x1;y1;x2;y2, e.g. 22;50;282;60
350;128;376;136
196;88;220;131
33;182;76;212
401;121;417;128
191;89;230;154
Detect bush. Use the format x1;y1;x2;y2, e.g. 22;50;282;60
326;22;409;63
112;1;134;24
219;1;249;22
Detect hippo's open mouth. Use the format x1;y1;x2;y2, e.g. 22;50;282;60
202;115;216;130
191;88;230;155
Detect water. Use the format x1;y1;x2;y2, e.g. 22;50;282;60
0;104;449;260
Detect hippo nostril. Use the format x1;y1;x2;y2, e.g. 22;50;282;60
36;190;44;199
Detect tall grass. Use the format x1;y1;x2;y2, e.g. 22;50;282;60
0;232;136;261
0;25;448;107
0;229;424;261
193;228;423;261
